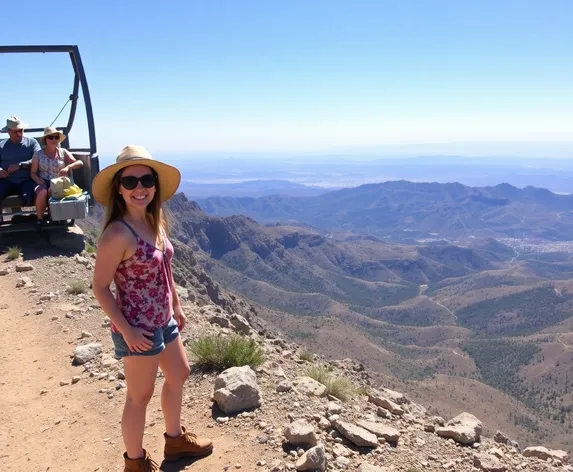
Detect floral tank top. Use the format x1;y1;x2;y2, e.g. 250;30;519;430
36;148;66;181
111;219;174;332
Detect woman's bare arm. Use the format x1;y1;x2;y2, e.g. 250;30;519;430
92;224;134;335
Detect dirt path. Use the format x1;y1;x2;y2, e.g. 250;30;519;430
0;258;267;472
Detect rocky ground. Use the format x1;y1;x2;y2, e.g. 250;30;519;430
0;231;571;472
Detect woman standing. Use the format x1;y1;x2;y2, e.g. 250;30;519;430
30;126;83;230
92;145;213;472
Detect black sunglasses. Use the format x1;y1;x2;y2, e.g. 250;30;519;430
120;174;157;190
46;135;60;140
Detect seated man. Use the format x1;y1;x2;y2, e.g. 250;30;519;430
0;116;40;206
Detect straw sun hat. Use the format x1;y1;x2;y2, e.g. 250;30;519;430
92;145;181;205
39;126;66;145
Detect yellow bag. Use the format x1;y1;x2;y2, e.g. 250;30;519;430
50;177;82;200
62;184;83;198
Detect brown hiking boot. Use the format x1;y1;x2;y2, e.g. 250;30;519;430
123;449;162;472
164;426;213;462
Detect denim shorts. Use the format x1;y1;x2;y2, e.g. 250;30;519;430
111;316;179;359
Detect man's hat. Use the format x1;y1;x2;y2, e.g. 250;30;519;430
0;116;28;133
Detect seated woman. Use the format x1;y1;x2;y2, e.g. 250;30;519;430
30;126;83;230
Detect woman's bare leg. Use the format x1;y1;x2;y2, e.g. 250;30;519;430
122;355;160;459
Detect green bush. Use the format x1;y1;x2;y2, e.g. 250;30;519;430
306;365;362;401
85;244;97;254
67;280;88;295
299;350;314;362
306;365;332;385
188;334;264;371
5;246;21;260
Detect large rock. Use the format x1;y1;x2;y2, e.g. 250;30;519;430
295;444;326;471
355;420;400;443
333;419;378;448
209;314;231;328
73;343;102;365
436;412;482;445
523;446;570;463
230;313;252;334
473;453;506;472
380;387;408;404
358;464;390;472
368;391;404;416
293;377;327;397
213;366;261;414
284;419;318;447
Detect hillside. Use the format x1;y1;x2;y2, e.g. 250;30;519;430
154;193;573;451
197;181;573;241
1;230;572;471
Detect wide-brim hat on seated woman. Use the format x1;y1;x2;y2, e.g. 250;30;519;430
39;126;66;145
92;144;181;205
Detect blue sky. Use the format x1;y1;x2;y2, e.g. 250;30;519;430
1;0;571;156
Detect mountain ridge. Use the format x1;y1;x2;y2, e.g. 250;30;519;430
197;180;573;241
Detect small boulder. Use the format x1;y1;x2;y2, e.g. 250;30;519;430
16;276;34;288
73;343;102;365
293;377;327;397
209;314;231;328
358;464;390;472
355;420;400;443
15;262;34;272
327;401;343;414
332;419;378;448
494;430;519;449
523;446;569;463
380;387;408;404
276;379;293;393
284;419;318;447
368;391;404;416
0;268;10;276
295;444;326;471
269;459;286;472
436;412;482;445
100;353;118;367
473;453;506;472
40;292;57;301
230;313;252;334
213;366;261;414
493;430;510;445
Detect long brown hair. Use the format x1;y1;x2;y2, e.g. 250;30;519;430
100;166;170;237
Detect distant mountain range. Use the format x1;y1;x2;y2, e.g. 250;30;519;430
197;181;573;241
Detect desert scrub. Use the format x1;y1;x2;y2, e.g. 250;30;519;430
188;334;264;371
306;364;363;401
5;246;21;260
299;350;314;362
67;280;89;295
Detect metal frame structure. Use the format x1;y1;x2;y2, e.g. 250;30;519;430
0;45;98;158
0;45;100;232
